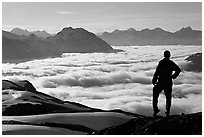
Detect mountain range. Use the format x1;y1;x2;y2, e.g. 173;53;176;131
3;26;202;63
10;28;52;38
2;27;113;63
98;27;202;46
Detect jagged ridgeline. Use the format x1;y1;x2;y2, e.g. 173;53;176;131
98;27;202;46
2;27;113;62
11;27;52;38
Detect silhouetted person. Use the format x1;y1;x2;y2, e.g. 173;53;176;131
152;50;181;117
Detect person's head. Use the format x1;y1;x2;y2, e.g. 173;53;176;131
164;50;171;59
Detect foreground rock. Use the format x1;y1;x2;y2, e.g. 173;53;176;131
2;80;135;135
2;80;202;135
2;80;99;116
94;112;201;135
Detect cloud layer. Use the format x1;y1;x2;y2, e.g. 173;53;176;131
2;46;202;116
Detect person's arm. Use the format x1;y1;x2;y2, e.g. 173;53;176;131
152;62;160;85
171;62;181;79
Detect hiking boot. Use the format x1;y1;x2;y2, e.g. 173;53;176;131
153;109;160;117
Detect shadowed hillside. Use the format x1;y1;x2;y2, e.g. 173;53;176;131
94;112;201;135
44;27;113;53
2;27;113;63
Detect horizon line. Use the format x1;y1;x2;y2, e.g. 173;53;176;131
2;25;202;35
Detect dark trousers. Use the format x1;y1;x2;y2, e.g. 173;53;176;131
153;84;172;113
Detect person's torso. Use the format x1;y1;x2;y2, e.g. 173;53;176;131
157;59;175;85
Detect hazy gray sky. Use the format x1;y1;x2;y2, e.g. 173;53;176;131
2;2;202;33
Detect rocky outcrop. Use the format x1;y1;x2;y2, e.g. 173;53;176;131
184;53;202;72
99;26;202;46
2;80;36;92
2;80;99;116
94;112;202;135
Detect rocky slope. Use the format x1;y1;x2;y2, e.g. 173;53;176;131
94;112;201;135
2;80;202;135
2;80;135;135
99;26;202;46
2;31;59;63
3;27;113;63
2;80;99;116
184;53;202;72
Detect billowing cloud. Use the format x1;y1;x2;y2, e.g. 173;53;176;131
34;71;151;88
2;46;202;116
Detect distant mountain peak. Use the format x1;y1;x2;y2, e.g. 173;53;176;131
127;28;137;32
10;27;51;38
11;27;27;31
58;27;90;36
99;26;201;46
11;27;30;35
141;28;151;32
60;27;89;33
11;27;30;33
112;29;121;33
152;27;164;31
185;26;193;30
127;28;135;30
3;27;113;62
179;26;193;32
61;27;74;31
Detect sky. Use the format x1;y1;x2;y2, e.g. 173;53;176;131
2;2;202;34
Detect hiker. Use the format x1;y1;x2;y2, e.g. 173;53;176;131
152;50;181;117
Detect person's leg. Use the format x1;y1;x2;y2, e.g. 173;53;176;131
153;85;163;116
164;86;173;116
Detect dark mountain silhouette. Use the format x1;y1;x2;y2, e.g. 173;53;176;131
2;80;202;135
44;27;113;53
99;26;202;46
11;27;52;38
184;53;202;72
3;30;28;40
32;30;52;38
2;31;60;63
3;27;113;63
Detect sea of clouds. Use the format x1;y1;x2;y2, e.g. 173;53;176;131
2;45;202;116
